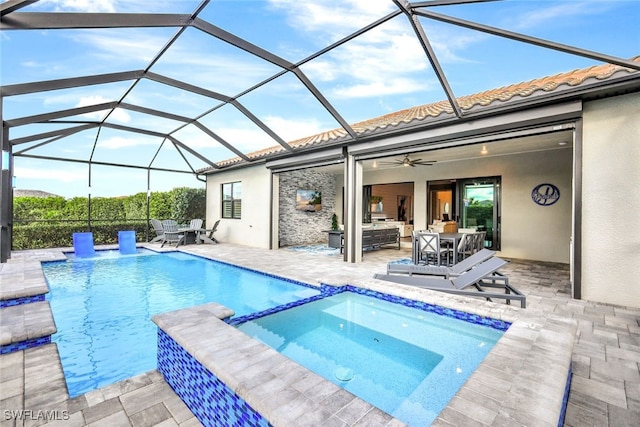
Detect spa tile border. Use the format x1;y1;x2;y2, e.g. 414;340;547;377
158;329;271;427
1;335;51;354
230;284;511;332
0;293;45;307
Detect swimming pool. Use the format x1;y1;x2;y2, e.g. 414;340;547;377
236;290;508;426
43;249;322;397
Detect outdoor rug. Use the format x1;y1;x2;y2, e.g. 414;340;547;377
284;244;340;256
388;257;413;265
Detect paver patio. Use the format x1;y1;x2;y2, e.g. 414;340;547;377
1;242;638;426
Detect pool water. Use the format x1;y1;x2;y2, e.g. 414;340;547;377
236;291;506;426
43;249;321;397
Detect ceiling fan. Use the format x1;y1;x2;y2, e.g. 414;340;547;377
377;154;436;167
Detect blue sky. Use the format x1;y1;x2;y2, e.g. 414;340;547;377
1;0;638;198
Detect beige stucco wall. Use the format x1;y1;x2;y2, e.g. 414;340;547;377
205;166;272;248
581;93;640;308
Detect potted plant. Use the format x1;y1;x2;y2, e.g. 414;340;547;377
331;213;339;231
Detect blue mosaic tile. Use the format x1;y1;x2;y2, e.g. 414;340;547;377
230;281;510;332
157;329;271;427
0;294;45;308
345;285;512;332
558;366;572;427
0;335;51;355
228;292;328;326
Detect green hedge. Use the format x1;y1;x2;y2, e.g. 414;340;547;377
12;221;152;250
12;187;205;250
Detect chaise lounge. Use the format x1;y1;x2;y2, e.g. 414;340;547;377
387;248;495;278
375;256;526;308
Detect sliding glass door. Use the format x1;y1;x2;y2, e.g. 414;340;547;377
459;177;500;250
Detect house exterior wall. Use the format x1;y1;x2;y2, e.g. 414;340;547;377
581;92;640;308
205;166;272;248
203;92;639;307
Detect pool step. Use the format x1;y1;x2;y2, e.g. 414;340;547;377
0;301;57;353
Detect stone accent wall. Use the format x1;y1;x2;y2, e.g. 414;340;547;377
278;170;336;247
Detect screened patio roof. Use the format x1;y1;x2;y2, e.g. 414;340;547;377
1;0;639;197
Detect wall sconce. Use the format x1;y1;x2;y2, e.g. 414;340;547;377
480;145;488;155
372;160;378;168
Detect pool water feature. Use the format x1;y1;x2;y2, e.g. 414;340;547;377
236;291;507;426
43;249;321;397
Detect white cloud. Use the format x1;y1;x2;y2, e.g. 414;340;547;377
513;1;616;31
264;116;325;142
41;0;179;13
43;0;117;13
173;115;326;155
15;165;85;183
76;96;131;123
333;78;425;99
97;136;159;150
268;0;474;99
67;29;169;64
269;0;396;37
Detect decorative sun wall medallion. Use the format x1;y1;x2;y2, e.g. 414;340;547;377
531;183;560;206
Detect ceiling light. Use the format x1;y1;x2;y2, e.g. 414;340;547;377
558;141;568;146
480;145;488;155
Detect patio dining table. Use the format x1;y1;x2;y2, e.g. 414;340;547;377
177;227;199;245
412;232;465;266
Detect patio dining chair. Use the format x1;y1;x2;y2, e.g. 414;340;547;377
416;232;449;266
161;220;184;247
474;231;487;252
198;219;220;244
189;218;203;230
454;233;476;262
150;219;164;243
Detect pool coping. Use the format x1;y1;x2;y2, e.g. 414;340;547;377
153;272;577;426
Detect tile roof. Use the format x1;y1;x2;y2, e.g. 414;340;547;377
209;57;639;170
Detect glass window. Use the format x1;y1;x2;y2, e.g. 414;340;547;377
222;182;242;219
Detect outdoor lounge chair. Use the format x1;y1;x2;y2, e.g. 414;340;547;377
189;218;203;231
161;220;184;248
150;219;165;243
375;256;526;308
197;219;220;244
387;248;495;279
